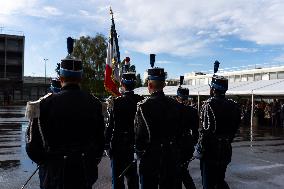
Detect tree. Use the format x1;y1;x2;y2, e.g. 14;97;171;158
73;35;107;95
55;63;60;77
129;65;136;72
136;73;142;88
143;78;148;87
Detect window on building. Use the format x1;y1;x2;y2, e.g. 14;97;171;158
254;73;261;81
270;72;277;80
235;75;241;82
247;74;253;81
278;72;284;79
204;78;210;85
262;73;269;80
229;76;234;83
185;79;192;85
241;75;247;82
196;79;200;85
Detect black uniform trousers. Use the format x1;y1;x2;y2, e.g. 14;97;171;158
176;162;196;189
200;160;230;189
111;151;139;189
139;144;178;189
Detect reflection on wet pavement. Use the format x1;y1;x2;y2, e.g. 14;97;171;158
0;106;39;189
0;160;20;170
235;124;284;142
0;106;283;189
0;113;27;118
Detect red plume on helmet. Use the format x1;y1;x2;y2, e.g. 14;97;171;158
125;57;130;63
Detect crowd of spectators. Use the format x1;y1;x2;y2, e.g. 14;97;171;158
240;99;284;127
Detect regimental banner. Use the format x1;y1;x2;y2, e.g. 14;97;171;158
104;8;121;96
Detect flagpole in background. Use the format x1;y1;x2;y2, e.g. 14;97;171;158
104;7;121;96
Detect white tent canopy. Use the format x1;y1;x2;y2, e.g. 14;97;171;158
134;79;284;96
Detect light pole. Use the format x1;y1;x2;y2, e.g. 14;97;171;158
43;58;48;85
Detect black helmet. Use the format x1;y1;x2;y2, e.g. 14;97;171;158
147;68;166;81
177;87;189;100
147;54;166;81
209;75;228;91
50;78;61;93
121;72;136;84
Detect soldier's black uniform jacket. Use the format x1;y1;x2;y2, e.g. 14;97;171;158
105;91;144;154
134;91;190;188
135;91;186;153
200;96;241;164
180;104;199;162
25;84;105;189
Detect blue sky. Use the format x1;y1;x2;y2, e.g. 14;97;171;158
1;0;284;79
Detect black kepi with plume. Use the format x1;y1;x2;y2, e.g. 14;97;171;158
214;60;220;75
121;71;136;85
147;54;166;81
60;37;83;78
177;75;189;99
50;78;61;93
210;60;228;91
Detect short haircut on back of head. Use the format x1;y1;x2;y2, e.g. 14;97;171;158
149;80;165;90
123;82;135;91
60;76;81;83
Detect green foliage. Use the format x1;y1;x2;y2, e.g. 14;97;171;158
129;65;136;72
55;63;60;77
73;34;108;95
135;73;142;88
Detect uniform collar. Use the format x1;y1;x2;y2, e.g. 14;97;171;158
61;83;81;91
151;90;165;97
212;94;225;99
123;91;134;96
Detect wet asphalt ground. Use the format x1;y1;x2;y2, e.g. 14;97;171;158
0;106;284;189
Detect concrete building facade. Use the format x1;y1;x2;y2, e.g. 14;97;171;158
0;34;50;105
184;65;284;86
0;34;25;104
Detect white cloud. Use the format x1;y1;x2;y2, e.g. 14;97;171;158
79;10;90;17
124;50;130;54
122;33;210;56
43;6;62;16
273;54;284;62
2;0;284;77
156;60;172;64
187;63;203;66
0;0;37;15
113;0;284;55
229;47;258;53
0;0;38;26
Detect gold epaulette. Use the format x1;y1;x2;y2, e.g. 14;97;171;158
25;93;52;120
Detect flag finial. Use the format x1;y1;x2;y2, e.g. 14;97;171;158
110;7;114;19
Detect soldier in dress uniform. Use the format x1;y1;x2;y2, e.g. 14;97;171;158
198;61;241;189
134;54;187;189
105;71;143;189
25;37;105;189
50;78;61;93
175;76;199;189
36;78;62;188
